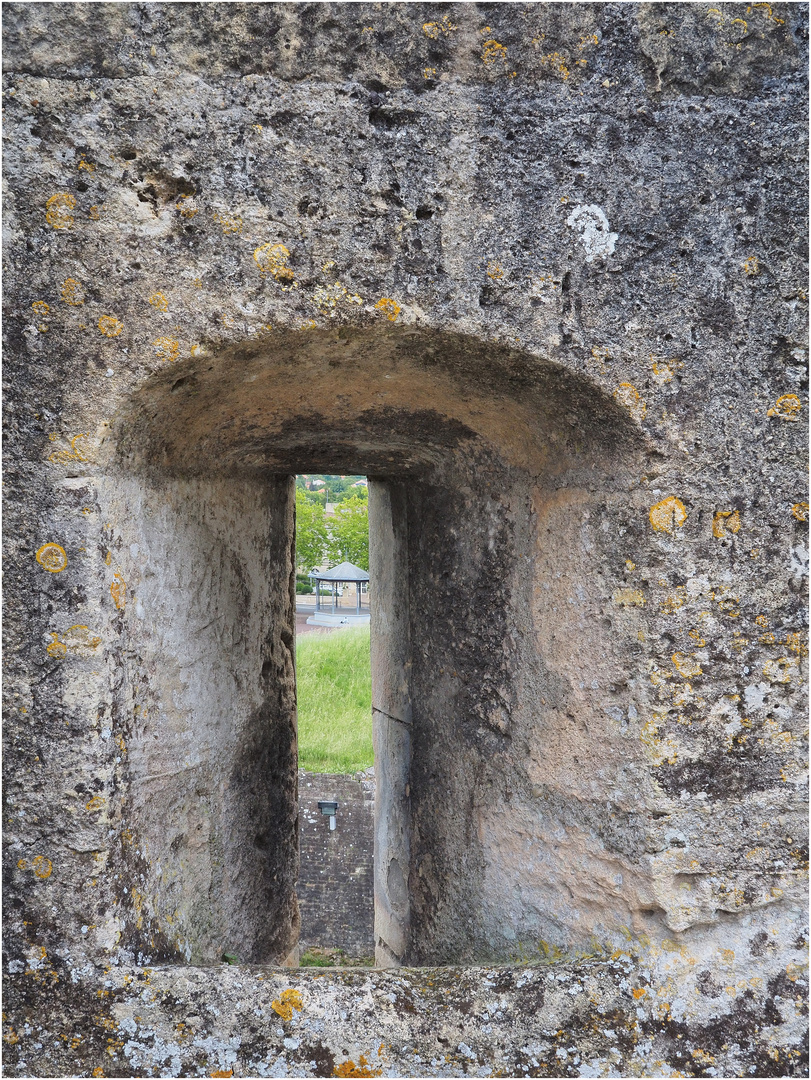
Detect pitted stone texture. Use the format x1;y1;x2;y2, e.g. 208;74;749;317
3;1;808;1074
2;924;808;1078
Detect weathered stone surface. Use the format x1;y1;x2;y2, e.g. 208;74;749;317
3;943;808;1078
3;1;807;1075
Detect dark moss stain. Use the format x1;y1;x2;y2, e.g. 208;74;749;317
2;952;127;1078
296;1041;337;1077
637;987;808;1077
655;744;784;799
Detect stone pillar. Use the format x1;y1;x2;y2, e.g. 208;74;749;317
368;479;412;967
91;471;300;965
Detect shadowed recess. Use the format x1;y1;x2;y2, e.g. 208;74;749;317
108;326;645;479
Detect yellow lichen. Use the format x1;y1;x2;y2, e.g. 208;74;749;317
613;383;646;422
672;653;702;678
651;355;682;385
762;657;796;685
692;1049;716;1066
649;496;687;535
98;315;124;338
486;262;504;281
88;205;101;221
539;52;571;80
61;278;85;306
46;633;67;658
148;292;168;312
85;796;105;813
153;337;180;362
32;856;53;879
176;194;199;218
110;573;127;611
49;433;91;465
589;345;612;373
210;1072;233;1079
792;501;809;521
612;588;645;607
47;625;101;657
32;301;50;315
45;192;76;230
530;272;559;297
334;1056;382;1079
254;242;295;281
482;39;508;66
767;394;801;421
712;510;741;538
36;543;68;573
312;282;363;314
742;255;760;276
422;15;457;39
375;297;400;321
270;987;303;1021
212;209;243;235
713;589;739;618
747;2;785;25
784;630;808;656
640;720;679;765
659;586;687;614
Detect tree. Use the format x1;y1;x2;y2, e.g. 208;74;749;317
334;483;367;504
327;493;369;570
295;487;328;572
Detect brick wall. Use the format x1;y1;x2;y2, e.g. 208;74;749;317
297;771;374;957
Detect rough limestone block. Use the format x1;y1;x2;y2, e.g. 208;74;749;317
3;2;807;1075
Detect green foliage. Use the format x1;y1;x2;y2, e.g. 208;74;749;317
295;486;328;572
327;494;369;570
333;483;367;504
298;947;374;968
296;625;372;773
298;949;335;968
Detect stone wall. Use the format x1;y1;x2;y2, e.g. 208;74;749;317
297;771;375;958
3;2;807;1075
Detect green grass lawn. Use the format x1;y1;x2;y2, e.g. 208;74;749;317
296;625;373;774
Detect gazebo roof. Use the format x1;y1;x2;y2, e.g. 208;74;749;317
311;561;369;583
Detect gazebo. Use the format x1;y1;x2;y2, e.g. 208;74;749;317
306;561;370;627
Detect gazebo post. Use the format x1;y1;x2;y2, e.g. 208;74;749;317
305;563;369;626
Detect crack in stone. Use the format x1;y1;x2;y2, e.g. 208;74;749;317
373;706;411;728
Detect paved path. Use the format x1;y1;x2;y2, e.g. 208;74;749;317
296;611;342;636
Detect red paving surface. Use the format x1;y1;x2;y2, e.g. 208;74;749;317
295;611;344;636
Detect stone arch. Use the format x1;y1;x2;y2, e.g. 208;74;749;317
98;325;645;967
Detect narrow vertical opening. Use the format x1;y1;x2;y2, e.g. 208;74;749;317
293;474;376;968
106;325;640;970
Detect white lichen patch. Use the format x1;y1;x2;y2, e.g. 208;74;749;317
566;204;618;262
